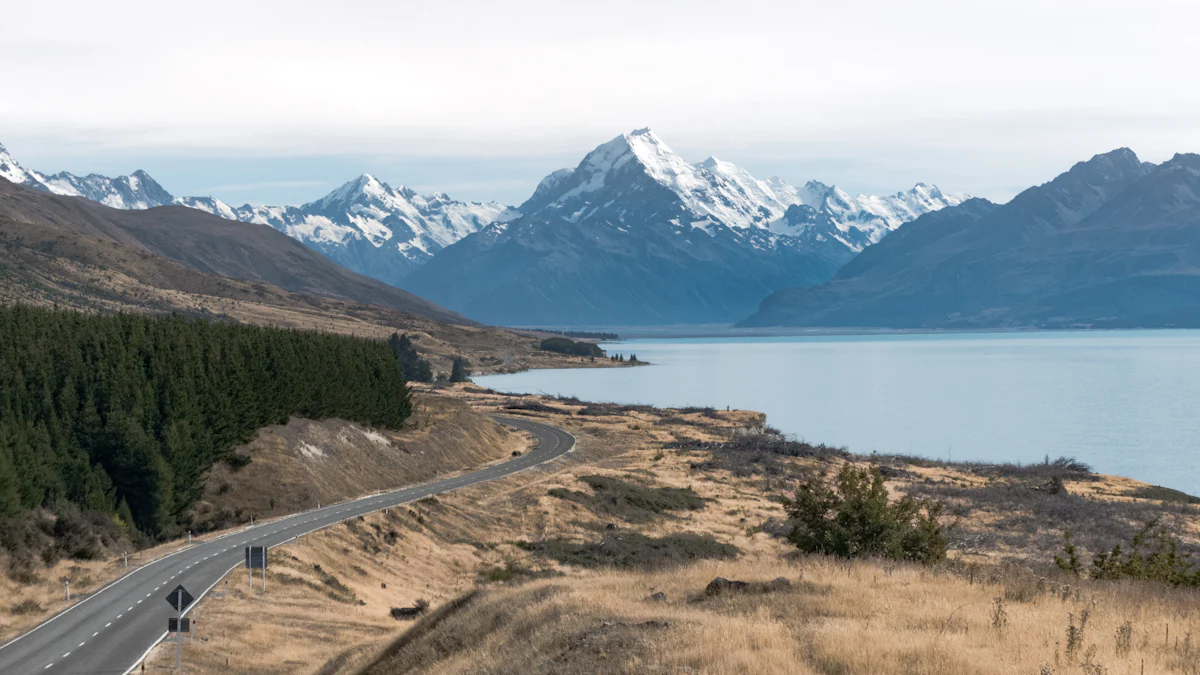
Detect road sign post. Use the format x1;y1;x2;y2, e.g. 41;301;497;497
245;545;268;591
164;584;195;671
175;587;182;669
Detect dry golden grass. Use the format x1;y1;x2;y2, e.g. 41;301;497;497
188;394;528;530
355;557;1200;675
126;386;1200;674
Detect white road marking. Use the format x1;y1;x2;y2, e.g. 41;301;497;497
43;664;52;669
92;632;98;637
78;642;85;647
62;652;70;657
105;623;111;628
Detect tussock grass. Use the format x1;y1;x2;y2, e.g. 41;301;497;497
357;557;1200;675
548;474;706;523
518;532;739;569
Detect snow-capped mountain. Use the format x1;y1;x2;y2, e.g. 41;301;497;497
2;133;963;324
515;129;961;248
406;128;965;325
180;175;515;285
0;141;513;286
0;142;174;209
742;148;1173;329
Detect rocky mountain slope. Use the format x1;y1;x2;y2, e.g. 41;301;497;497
406;129;963;325
740;148;1200;328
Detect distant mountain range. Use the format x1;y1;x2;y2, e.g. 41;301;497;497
406;129;963;325
0;142;512;286
0;173;472;325
742;148;1200;329
1;134;962;325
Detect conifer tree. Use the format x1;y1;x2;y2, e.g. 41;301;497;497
0;306;414;541
449;356;470;383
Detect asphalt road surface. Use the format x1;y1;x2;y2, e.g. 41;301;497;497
0;416;574;675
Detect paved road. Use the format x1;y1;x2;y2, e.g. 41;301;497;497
0;416;574;675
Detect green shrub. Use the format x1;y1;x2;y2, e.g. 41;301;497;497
1132;485;1200;504
782;465;946;564
548;475;705;523
539;337;605;358
519;532;738;569
1089;520;1200;586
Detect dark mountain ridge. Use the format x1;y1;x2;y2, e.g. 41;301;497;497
742;149;1200;329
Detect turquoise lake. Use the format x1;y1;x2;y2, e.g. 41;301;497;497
475;331;1200;495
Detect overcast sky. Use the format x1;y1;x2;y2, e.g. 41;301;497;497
4;0;1199;206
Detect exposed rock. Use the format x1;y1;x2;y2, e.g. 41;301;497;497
703;576;792;597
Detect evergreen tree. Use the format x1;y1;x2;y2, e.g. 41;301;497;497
388;332;434;383
0;445;21;518
449;356;470;383
0;306;413;540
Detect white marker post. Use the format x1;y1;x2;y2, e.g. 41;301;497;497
65;580;69;601
176;587;183;670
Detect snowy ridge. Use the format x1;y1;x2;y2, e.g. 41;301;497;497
0;144;174;209
0;140;514;284
527;128;965;250
180;174;515;264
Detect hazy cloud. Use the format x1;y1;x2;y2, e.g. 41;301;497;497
4;0;1198;204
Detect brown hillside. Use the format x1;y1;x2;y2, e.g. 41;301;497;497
0;178;468;324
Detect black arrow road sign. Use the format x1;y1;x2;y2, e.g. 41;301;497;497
165;584;195;611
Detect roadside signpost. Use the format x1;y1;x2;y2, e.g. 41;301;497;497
245;545;268;591
165;584;194;670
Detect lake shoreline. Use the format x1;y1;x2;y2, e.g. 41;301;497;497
477;330;1200;495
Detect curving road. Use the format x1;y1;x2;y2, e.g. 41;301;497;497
0;416;574;675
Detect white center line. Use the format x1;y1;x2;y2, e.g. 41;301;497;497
105;622;111;627
43;664;52;670
92;632;98;637
78;642;85;647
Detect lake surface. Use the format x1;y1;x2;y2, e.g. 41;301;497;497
475;331;1200;495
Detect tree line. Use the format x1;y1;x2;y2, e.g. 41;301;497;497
539;337;605;358
0;306;412;540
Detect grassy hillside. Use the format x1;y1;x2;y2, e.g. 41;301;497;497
0;178;470;325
